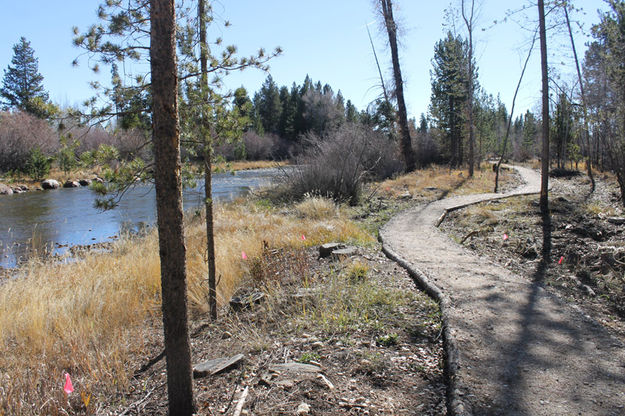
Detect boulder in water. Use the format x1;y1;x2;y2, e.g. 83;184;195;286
41;179;60;190
0;183;13;195
63;180;80;188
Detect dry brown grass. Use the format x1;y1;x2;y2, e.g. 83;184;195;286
213;160;288;172
0;197;371;414
376;164;516;199
293;195;338;220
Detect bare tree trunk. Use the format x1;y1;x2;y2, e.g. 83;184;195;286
150;0;194;414
462;0;475;177
380;0;417;172
563;3;595;191
538;0;550;215
367;24;390;105
495;31;537;192
198;0;217;320
204;150;217;320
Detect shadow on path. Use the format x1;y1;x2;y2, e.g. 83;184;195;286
381;166;625;415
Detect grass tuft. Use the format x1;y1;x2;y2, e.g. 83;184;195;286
293;195;337;220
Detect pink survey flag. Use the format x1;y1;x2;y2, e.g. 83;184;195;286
301;234;306;241
64;373;74;395
503;233;509;241
241;251;247;260
558;256;564;265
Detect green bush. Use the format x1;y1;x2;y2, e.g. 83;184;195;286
26;148;51;181
79;150;95;168
58;135;80;175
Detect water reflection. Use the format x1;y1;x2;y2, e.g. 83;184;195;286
0;168;281;268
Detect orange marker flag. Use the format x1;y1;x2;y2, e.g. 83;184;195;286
241;251;247;260
64;373;74;395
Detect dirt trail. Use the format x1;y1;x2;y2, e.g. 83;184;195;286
380;166;625;415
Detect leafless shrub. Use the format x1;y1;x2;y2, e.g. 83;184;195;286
114;128;151;160
73;126;116;155
214;139;246;161
0;111;59;172
243;131;277;160
283;123;402;205
69;126;149;161
414;129;442;167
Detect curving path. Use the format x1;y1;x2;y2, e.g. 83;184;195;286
380;166;625;415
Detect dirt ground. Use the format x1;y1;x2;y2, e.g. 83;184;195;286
97;246;447;415
380;166;625;415
441;171;625;338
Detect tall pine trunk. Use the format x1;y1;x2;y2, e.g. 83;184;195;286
150;0;194;413
380;0;416;172
538;0;550;215
199;0;218;320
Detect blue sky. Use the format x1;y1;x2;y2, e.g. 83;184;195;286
0;0;608;119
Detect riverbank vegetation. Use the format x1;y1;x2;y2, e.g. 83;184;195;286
0;194;371;414
0;165;517;414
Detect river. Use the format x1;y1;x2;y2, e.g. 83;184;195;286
0;168;283;268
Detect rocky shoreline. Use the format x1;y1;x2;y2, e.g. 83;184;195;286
0;177;103;195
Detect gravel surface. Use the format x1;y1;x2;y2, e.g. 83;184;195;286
381;166;625;415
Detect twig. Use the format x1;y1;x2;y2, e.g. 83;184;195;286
317;374;335;390
118;382;165;416
232;386;249;416
460;230;479;244
134;349;165;376
222;372;244;415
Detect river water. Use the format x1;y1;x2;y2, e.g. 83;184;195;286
0;168;282;268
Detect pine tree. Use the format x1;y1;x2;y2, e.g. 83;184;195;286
430;32;470;167
278;85;297;140
257;75;281;135
522;110;538;157
552;92;574;169
233;87;255;131
345;100;359;123
150;0;195;412
294;75;314;137
1;37;54;118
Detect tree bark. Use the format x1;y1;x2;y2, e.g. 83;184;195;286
150;0;195;414
538;0;550;215
204;150;217;320
380;0;417;172
198;0;218;320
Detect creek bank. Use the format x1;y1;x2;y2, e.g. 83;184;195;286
0;177;102;194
